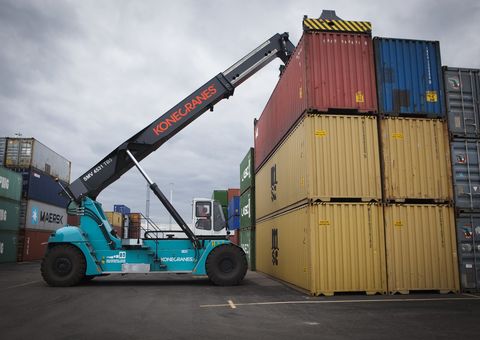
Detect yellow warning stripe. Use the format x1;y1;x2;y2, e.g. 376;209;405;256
303;18;372;33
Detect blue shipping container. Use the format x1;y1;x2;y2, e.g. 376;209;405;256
227;196;240;220
228;215;240;230
374;37;445;117
114;204;131;215
21;169;69;208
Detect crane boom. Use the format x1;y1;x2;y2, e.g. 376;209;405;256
67;33;294;201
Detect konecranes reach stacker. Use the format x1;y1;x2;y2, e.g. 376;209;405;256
41;33;295;287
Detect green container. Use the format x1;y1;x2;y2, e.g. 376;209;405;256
212;190;228;206
0;167;22;202
0;229;18;263
240;148;254;194
240;226;255;271
240;188;255;228
0;198;20;231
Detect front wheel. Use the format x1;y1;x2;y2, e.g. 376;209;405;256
41;244;86;287
206;244;248;286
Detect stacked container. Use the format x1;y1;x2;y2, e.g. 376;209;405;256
255;13;387;296
444;67;480;292
0;167;22;263
240;148;256;270
212;190;228;221
105;211;124;238
227;194;240;245
374;39;459;293
0;137;72;261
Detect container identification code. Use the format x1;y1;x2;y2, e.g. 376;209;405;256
0;176;9;190
392;132;403;139
315;130;328;137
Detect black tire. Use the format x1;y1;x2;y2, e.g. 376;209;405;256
206;244;248;286
41;244;86;287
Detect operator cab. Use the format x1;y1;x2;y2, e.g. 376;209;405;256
192;198;227;237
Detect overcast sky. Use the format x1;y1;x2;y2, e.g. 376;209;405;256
1;0;479;224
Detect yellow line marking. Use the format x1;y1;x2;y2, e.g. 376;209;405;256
200;297;480;308
3;281;39;290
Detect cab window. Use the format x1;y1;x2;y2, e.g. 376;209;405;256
213;201;226;231
195;201;211;230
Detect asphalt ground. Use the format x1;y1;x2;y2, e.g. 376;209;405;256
1;262;479;340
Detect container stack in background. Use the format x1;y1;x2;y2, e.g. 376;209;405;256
227;188;240;245
254;12;387;296
239;148;255;270
0;137;71;262
0;167;22;263
445;67;480;292
374;38;459;294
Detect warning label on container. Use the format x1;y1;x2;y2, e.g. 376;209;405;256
392;132;403;139
394;221;403;228
426;91;438;102
355;91;364;103
319;220;330;226
315;130;327;137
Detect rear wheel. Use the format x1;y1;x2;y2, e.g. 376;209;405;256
41;244;86;287
206;244;247;286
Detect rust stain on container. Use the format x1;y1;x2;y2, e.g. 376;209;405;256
255;32;377;171
384;204;459;294
256;203;386;296
255;115;381;220
380;118;453;201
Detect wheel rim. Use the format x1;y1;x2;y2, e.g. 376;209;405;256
219;258;234;273
53;257;73;276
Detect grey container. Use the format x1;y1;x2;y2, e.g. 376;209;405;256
20;199;67;231
451;140;480;210
444;67;480;138
0;138;6;166
4;138;71;183
456;213;480;292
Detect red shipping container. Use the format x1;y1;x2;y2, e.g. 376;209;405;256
254;31;377;171
67;214;80;226
22;228;52;261
227;188;240;203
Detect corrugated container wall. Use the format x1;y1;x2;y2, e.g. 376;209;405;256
240;148;254;194
374;38;445;117
4;138;71;183
114;204;131;215
21;169;69;208
240;189;255;228
128;213;141;239
0;199;20;231
0;167;22;201
443;67;480;138
384;204;459;293
256;203;386;296
0;138;6;166
21;229;52;261
450;140;480;210
255;32;377;170
0;230;18;263
105;211;123;228
21;199;67;231
380;118;452;201
256;115;381;220
227;189;240;203
240;226;256;271
456;213;480;291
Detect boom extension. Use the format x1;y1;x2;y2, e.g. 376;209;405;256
67;33;294;202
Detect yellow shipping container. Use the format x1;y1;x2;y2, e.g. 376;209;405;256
105;211;123;228
384;204;459;294
380;118;452;201
256;203;387;296
255;115;381;220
